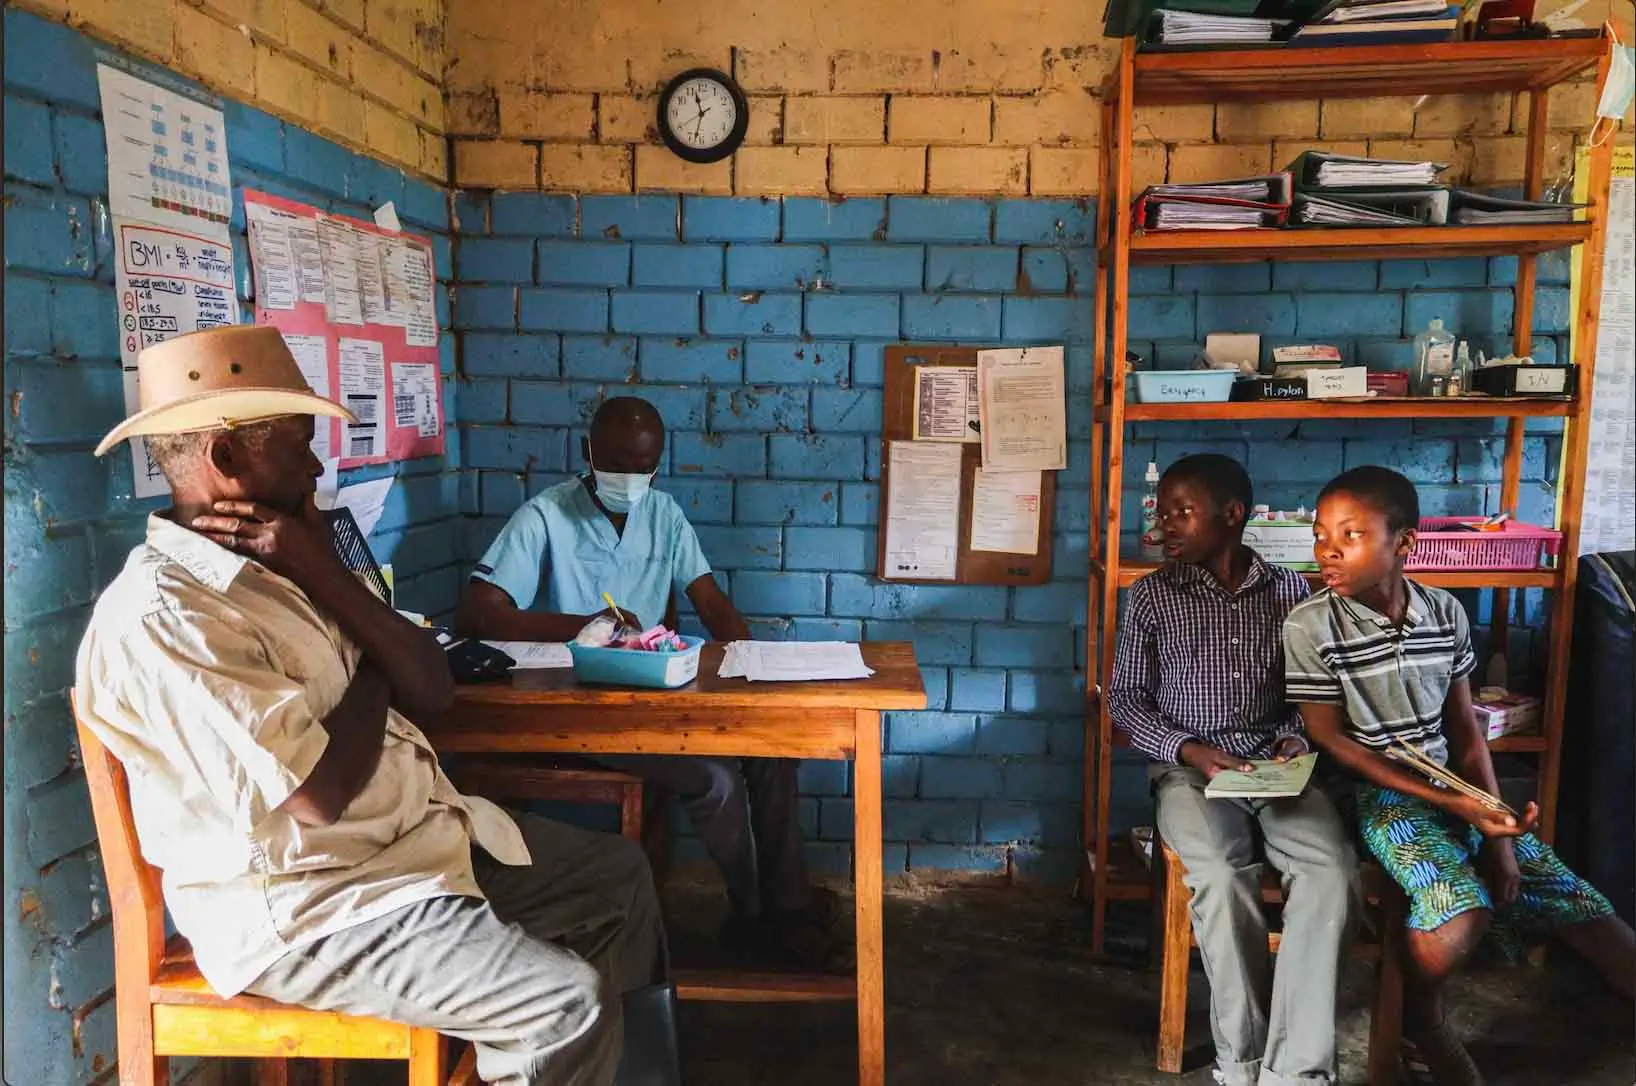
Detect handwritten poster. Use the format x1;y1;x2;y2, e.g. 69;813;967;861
1571;145;1635;556
98;61;237;498
977;346;1067;472
245;189;445;468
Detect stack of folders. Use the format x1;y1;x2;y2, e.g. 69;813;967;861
1134;174;1294;230
1293;187;1450;226
1449;191;1586;224
1292;150;1446;188
1289;0;1458;43
1150;8;1290;44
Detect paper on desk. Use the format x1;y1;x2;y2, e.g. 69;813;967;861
333;476;393;537
913;365;980;442
882;441;961;580
977;346;1067;472
969;468;1041;554
483;641;573;669
1204;753;1318;800
719;641;874;682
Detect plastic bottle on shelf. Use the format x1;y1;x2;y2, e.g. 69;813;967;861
1449;340;1472;397
1139;461;1165;562
1411;317;1456;396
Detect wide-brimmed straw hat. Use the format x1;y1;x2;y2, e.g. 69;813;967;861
95;325;356;457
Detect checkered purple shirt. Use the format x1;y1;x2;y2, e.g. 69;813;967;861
1108;551;1312;765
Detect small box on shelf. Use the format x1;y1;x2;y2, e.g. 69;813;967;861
1474;689;1543;741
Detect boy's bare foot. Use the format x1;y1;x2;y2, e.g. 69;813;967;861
1402;1022;1485;1086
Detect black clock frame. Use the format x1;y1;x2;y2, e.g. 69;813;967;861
656;67;749;164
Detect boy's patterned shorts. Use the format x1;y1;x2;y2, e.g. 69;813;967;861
1356;784;1613;954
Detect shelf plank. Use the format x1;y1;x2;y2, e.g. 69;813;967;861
1113;561;1561;590
1105;397;1574;422
1131;38;1605;105
1122;223;1591;266
1489;735;1548;753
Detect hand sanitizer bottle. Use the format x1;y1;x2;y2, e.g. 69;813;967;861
1449;340;1472;397
1139;462;1165;562
1412;317;1456;396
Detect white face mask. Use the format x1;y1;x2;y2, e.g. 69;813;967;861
1597;45;1635;121
589;453;654;514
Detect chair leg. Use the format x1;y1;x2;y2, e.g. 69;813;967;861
449;1043;483;1086
407;1027;448;1086
1368;887;1407;1086
1149;836;1168;972
254;1060;292;1086
1156;845;1193;1074
620;780;644;842
315;1058;343;1086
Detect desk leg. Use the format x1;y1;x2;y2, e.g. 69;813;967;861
854;709;886;1086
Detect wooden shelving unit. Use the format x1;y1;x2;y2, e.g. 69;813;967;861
1082;34;1621;953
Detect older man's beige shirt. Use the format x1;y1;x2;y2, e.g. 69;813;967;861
74;514;529;997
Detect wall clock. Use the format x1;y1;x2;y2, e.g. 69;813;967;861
656;68;748;164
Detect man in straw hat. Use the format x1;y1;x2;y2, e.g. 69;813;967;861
76;326;670;1086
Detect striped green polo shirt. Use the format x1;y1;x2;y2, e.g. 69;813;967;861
1282;579;1477;767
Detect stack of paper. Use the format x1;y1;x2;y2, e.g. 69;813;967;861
482;641;573;669
1153;9;1289;43
1153;202;1273;229
1204;753;1318;799
719;641;875;682
1149;179;1279;201
1322;0;1451;21
1293;193;1423;226
1314;156;1443;187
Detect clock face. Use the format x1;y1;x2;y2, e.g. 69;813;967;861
665;76;739;151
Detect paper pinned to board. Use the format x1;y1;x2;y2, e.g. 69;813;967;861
882;440;962;580
373;201;403;233
333;476;392;537
913;365;981;442
718;641;874;682
483;641;573;670
969;468;1042;554
977;346;1067;473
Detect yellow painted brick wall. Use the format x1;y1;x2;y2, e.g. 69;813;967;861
13;0;448;180
445;0;1628;196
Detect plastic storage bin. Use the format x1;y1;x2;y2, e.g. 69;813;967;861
1407;518;1562;571
1129;370;1238;404
568;636;705;688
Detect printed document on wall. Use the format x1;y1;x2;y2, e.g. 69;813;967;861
338;337;386;460
977;346;1067;472
1573;145;1635;555
969;468;1042;554
883;441;962;580
913;366;981;442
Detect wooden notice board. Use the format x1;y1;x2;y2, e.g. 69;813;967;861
876;345;1055;586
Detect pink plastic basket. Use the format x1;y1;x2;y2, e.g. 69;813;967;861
1406;517;1562;572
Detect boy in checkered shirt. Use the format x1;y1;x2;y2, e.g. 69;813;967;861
1109;454;1358;1086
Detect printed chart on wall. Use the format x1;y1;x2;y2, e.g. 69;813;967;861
97;58;238;498
244;190;444;468
1571;144;1634;556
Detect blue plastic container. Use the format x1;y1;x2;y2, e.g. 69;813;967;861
568;635;706;689
1129;370;1238;404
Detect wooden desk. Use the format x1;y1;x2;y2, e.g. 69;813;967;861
421;641;927;1086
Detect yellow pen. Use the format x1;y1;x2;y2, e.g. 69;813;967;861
602;592;630;628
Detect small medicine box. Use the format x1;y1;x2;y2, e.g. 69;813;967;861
1470;363;1577;398
1243;514;1317;570
1472;690;1542;740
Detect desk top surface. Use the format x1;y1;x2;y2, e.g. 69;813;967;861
448;641;927;712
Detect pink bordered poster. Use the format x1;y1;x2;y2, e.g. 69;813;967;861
243;189;444;467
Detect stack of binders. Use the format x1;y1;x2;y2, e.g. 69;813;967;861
1288;0;1460;44
1288;151;1450;227
1133;174;1294;230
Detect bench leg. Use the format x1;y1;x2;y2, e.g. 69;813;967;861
406;1028;447;1086
1156;846;1193;1074
1368;888;1406;1086
254;1060;291;1086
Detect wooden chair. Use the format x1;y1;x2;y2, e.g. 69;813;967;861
1152;838;1406;1084
448;756;647;843
73;701;456;1086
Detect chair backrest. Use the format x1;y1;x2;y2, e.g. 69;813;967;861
72;693;167;988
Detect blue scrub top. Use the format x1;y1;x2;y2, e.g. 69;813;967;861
473;477;712;627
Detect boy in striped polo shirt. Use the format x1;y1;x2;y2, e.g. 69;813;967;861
1283;466;1634;1085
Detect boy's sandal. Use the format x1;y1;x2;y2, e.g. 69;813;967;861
1402;1024;1486;1086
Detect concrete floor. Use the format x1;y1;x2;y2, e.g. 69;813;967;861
244;878;1634;1085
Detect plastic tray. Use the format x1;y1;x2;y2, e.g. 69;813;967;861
568;636;705;688
1407;517;1562;571
1129;370;1238;404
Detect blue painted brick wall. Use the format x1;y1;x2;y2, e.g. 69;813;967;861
3;11;459;1083
451;188;1567;884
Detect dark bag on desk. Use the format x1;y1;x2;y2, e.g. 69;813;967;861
615;983;683;1086
443;638;515;683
